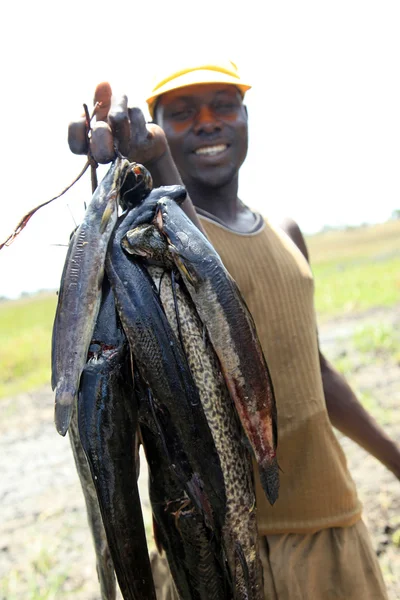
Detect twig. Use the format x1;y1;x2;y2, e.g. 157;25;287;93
83;102;99;193
0;99;105;251
0;160;90;250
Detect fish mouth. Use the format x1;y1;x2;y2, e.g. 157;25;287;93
121;236;149;257
193;143;229;157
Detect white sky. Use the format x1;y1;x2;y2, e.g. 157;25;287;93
0;0;399;298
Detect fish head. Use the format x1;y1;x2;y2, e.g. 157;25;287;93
122;224;172;266
154;199;206;281
119;162;153;211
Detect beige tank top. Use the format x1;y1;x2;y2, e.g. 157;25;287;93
199;214;362;535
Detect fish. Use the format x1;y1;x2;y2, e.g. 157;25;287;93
149;190;279;506
105;207;227;532
125;229;264;599
77;274;156;600
51;157;132;436
137;377;230;600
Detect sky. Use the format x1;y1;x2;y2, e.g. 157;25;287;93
0;0;399;298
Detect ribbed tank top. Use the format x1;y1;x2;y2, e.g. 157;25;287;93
199;213;362;535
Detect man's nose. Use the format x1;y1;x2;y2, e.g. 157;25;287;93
193;106;222;134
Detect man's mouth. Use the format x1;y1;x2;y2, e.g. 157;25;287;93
194;144;228;156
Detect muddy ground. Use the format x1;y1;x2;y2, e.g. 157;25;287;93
0;306;399;599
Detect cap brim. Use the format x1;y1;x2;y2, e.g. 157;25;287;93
147;69;251;117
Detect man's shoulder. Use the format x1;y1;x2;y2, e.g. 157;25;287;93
274;216;310;263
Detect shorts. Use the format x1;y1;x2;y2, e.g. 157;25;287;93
150;519;387;599
259;519;387;599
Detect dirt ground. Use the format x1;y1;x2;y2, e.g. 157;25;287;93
0;307;399;599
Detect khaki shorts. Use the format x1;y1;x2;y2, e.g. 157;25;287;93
151;519;388;600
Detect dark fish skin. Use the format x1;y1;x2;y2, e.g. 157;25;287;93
52;157;132;437
120;185;187;230
105;210;227;531
77;277;156;600
138;382;230;600
69;407;116;600
68;277;118;600
151;193;279;506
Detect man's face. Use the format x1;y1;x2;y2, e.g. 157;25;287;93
156;83;248;189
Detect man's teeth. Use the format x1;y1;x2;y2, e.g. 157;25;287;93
195;144;227;156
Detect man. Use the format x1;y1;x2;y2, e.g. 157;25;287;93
69;58;399;599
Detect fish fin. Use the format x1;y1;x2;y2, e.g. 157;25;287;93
259;454;280;505
187;473;214;530
51;232;77;390
235;542;252;599
171;270;184;350
152;515;164;555
202;324;208;347
99;197;116;234
157;268;168;295
168;246;199;287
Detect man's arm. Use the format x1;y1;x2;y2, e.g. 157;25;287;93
280;217;400;479
319;351;400;477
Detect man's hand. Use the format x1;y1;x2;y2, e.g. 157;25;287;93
68;82;168;166
67;83;206;234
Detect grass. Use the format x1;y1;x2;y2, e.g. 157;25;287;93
306;219;400;320
312;257;400;318
0;293;57;399
0;549;70;600
328;320;400;427
352;322;400;359
358;390;394;426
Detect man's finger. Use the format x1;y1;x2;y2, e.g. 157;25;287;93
91;121;115;164
68;117;89;155
94;82;112;122
128;107;149;143
108;94;131;157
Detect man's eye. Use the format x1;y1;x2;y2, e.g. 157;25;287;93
215;102;237;113
170;109;192;121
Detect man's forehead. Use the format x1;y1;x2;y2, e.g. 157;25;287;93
158;83;242;106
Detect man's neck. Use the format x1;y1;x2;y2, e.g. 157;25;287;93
186;177;240;221
185;178;258;233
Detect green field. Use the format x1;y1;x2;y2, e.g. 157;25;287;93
0;219;399;399
0;293;57;399
307;219;400;319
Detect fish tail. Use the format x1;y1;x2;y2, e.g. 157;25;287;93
54;386;76;436
259;454;280;505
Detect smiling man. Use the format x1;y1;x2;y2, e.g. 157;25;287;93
68;58;398;599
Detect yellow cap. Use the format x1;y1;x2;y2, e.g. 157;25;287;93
146;58;251;118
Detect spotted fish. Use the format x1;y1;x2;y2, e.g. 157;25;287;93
124;228;264;599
